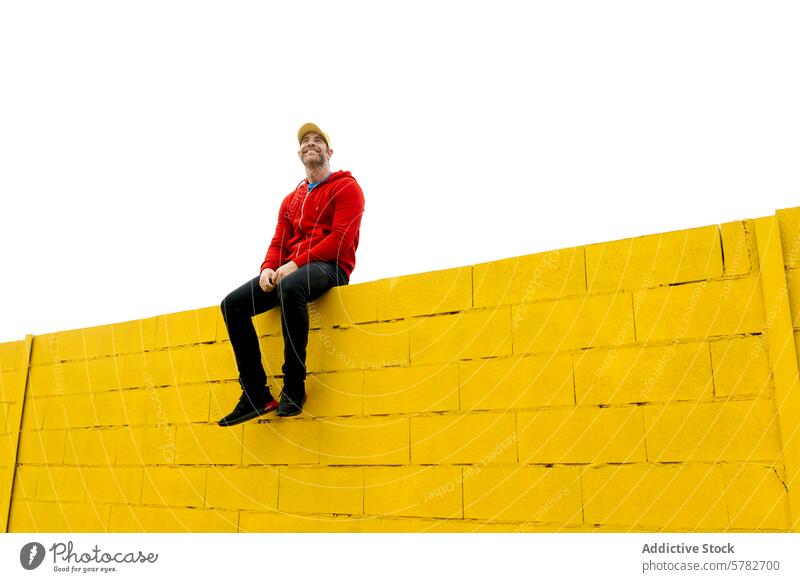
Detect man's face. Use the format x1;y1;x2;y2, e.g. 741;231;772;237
298;131;332;167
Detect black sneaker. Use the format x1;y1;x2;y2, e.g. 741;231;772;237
276;393;307;417
218;394;278;427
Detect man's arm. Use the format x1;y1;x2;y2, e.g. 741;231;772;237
292;180;365;268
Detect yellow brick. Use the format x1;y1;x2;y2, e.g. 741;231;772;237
411;308;512;364
710;336;772;397
721;220;753;277
411;519;537;532
111;316;159;354
279;466;363;514
51;329;88;361
634;277;765;342
17;430;65;464
154;307;218;348
587;225;723;293
318;515;413;532
93;388;148;426
0;433;15;465
12;464;38;499
518;407;645;463
36;465;87;502
315;281;379;327
20;397;46;431
574;342;712;405
121;350;178;388
364;466;462;518
141;466;207;507
777;206;800;268
473;247;586;308
112;426;147;464
786;269;800;329
175;423;242;465
724;463;790;530
644;400;782;462
43;394;97;429
28;361;90;397
252;308;283;338
377;266;473;320
178;343;236;384
11;500;110;532
109;505;237;532
141;426;179;465
242;420;320;465
364;363;459;415
319;417;408;465
239;511;319;532
513;293;634;353
411;412;516;464
583;464;729;529
322;320;410;371
0;340;23;371
83;325;115;358
1;369;22;402
64;429;117;465
460;354;574;411
146;383;211;425
305;371;362;417
463;466;582;523
84;466;143;504
85;355;122;391
206;466;279;511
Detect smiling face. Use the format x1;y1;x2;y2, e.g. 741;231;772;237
298;131;332;168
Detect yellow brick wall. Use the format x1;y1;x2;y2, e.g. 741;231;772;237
4;209;800;532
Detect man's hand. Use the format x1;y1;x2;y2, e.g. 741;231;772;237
273;260;299;286
259;268;277;292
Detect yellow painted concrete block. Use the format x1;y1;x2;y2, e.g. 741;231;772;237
410;412;516;464
723;463;790;530
141;466;207;507
473;247;586;309
121;350;178;389
11;500;110;532
0;340;23;371
279;466;363;515
84;466;143;505
178;343;237;384
175;423;242;465
584;464;729;529
36;466;87;502
239;511;319;532
85;355;122;392
645;400;782;462
363;363;459;415
0;434;14;466
318;515;413;532
777;206;800;267
154;307;218;348
319;417;408;465
411;308;512;364
20;397;46;431
574;342;712;405
377;266;473;320
364;466;462;518
315;281;380;327
634;277;765;342
111;316;158;354
1;369;22;402
43;394;97;429
94;388;148;427
17;430;65;464
305;370;363;417
109;505;237;532
242;420;320;465
710;336;772;397
460;354;574;411
463;465;582;523
513;292;635;353
587;225;723;293
83;325;115;359
720;221;753;276
146;383;211;425
322;320;410;371
518;406;646;463
206;466;279;511
12;464;38;499
785;268;800;329
28;361;91;397
64;429;117;465
252;308;283;338
0;402;13;434
141;426;179;465
112;427;147;464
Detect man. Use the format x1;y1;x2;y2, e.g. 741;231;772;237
218;122;365;426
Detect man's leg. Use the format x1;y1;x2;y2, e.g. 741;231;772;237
219;275;280;416
276;261;349;414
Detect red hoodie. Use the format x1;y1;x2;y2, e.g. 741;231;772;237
260;170;365;278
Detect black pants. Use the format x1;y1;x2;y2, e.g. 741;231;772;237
220;261;348;403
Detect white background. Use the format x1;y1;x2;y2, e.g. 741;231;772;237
1;0;799;342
